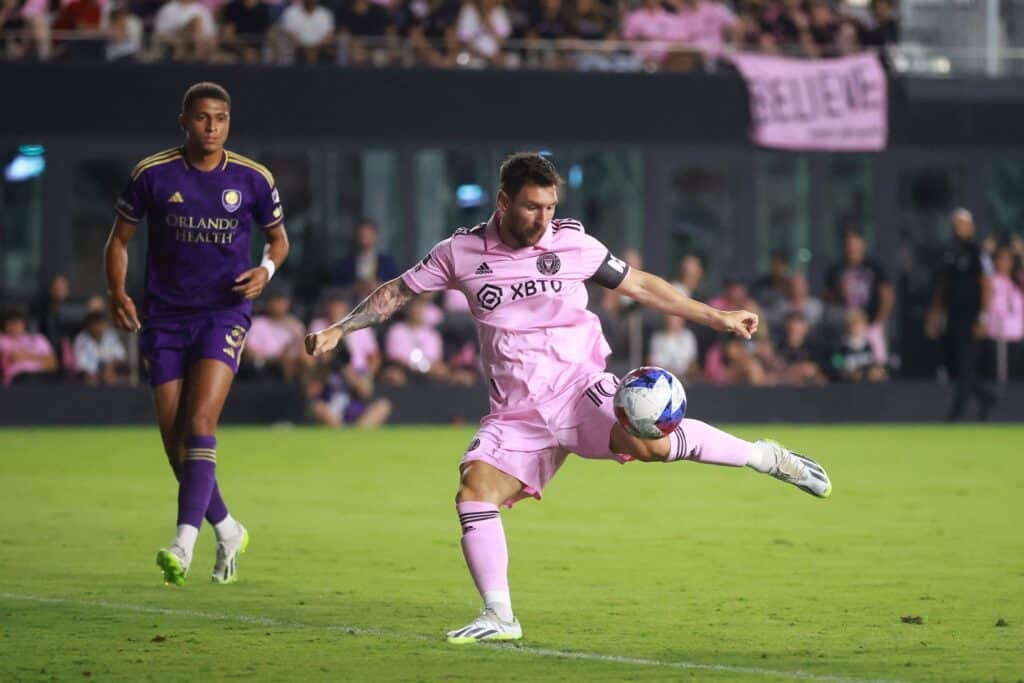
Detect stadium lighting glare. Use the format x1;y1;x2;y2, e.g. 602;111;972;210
17;144;45;157
568;165;584;188
456;183;486;208
4;153;46;182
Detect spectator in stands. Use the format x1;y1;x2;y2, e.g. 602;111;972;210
52;0;103;33
709;278;763;328
857;0;898;49
776;312;826;385
566;0;614;42
760;0;813;56
383;294;473;385
244;288;307;381
621;0;674;67
767;271;823;333
983;244;1024;377
834;16;860;55
337;0;394;65
278;0;335;65
106;5;144;61
671;253;705;299
525;0;570;67
750;247;791;312
805;0;836;55
304;364;392;428
73;311;128;385
454;0;512;66
689;0;736;59
220;0;272;62
153;0;218;60
328;218;399;292
308;292;382;377
33;274;78;374
0;309;57;386
829;308;887;382
1;0;52;60
395;0;459;67
704;337;767;385
648;314;698;380
825;229;892;365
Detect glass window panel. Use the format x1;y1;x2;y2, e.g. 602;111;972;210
668;164;735;294
0;146;45;294
826;155;875;259
756;153;809;272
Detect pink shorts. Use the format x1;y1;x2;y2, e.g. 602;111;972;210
461;372;631;506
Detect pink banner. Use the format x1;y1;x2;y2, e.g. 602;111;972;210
730;53;888;151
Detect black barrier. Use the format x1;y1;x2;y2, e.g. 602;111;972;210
1;381;1022;426
2;62;1024;146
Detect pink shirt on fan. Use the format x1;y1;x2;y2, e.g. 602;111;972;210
385;323;443;369
690;0;735;56
986;274;1024;341
402;212;628;414
0;332;54;386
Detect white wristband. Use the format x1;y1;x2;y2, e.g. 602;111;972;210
260;258;276;280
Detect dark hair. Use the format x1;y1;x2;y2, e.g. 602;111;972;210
83;311;107;327
1;308;26;327
498;152;563;199
770;247;790;262
182;82;231;113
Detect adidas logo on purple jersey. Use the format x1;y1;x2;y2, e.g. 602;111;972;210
475;263;493;275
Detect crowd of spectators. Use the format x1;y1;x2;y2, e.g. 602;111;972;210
0;0;901;69
4;209;1022;425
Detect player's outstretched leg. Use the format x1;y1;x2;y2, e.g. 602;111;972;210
446;461;525;644
611;418;831;498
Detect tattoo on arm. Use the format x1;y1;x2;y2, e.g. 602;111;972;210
337;278;416;334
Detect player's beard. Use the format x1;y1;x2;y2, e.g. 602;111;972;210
504;219;546;248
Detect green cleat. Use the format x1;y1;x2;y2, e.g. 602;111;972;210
156;546;189;586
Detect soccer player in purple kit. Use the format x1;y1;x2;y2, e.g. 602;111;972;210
104;82;290;586
306;153;831;642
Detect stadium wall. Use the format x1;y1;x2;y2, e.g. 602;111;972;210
2;381;1022;426
3;63;1024;146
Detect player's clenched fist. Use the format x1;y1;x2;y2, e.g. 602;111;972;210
305;327;343;357
714;309;759;340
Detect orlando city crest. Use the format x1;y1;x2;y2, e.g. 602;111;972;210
221;189;242;213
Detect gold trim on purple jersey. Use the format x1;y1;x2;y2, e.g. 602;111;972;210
225;151;275;188
130;148;183;181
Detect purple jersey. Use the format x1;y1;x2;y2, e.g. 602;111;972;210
115;147;284;320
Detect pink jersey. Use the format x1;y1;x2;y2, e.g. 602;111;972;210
402;212;630;414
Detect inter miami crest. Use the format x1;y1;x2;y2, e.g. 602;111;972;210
221;189;242;213
536;252;561;275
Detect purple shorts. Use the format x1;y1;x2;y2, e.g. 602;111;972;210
140;310;250;387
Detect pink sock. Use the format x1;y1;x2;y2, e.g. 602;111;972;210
456;502;511;616
665;418;753;466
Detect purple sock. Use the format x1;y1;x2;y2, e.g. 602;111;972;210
170;459;229;526
177;435;218;528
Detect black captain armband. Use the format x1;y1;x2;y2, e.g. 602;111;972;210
589;250;630;289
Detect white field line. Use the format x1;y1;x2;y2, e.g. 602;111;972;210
0;592;910;683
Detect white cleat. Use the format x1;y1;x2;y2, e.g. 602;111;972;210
445;608;523;644
756;440;832;498
211;522;249;584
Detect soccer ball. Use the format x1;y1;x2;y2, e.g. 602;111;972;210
613;366;687;439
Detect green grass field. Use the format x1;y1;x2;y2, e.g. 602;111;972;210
1;425;1022;682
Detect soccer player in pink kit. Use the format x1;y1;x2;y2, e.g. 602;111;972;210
306;153;831;643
